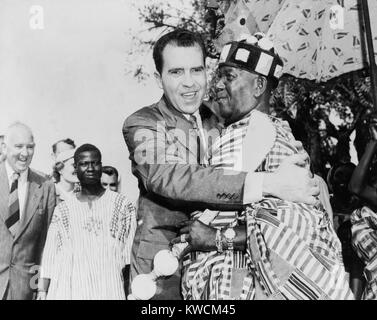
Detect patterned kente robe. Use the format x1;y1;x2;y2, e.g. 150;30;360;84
182;110;354;300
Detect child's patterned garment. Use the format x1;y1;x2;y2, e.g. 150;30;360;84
182;110;354;300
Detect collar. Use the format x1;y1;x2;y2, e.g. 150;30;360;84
5;160;29;183
182;110;201;121
227;110;254;129
161;95;213;123
162;95;188;121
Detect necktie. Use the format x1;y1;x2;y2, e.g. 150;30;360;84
189;114;206;164
6;172;20;236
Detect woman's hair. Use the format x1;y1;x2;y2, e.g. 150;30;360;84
52;148;76;183
52;138;76;155
52;161;65;183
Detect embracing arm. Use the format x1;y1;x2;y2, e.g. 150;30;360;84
123;111;319;210
259;153;319;205
123;111;247;211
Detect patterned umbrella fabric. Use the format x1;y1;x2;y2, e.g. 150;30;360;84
267;0;377;82
214;0;285;51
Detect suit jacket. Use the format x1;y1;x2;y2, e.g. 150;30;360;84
123;96;247;299
0;162;56;300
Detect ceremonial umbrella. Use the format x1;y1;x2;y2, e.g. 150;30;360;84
213;0;286;50
211;0;377;106
266;0;377;112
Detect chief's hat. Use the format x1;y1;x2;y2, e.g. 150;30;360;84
219;33;284;82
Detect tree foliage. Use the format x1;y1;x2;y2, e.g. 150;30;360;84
127;0;211;81
272;70;373;177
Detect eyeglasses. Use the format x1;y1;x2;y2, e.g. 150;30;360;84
77;160;102;169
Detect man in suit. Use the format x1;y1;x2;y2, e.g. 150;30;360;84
123;29;319;299
0;122;56;300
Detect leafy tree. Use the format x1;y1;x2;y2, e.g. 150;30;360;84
272;70;373;178
126;0;212;81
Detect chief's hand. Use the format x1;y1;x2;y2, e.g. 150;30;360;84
263;153;320;205
170;220;217;256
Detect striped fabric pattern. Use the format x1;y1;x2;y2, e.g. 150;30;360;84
207;117;249;170
182;116;251;300
351;206;377;300
6;172;20;236
40;190;137;299
245;116;354;300
182;113;354;300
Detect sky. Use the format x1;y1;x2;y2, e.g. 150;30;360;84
0;0;165;202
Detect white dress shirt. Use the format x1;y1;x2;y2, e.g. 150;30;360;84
5;160;29;220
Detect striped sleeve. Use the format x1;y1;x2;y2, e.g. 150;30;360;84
117;195;137;265
351;206;377;281
40;203;66;281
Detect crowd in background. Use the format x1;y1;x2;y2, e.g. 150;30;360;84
0;129;136;300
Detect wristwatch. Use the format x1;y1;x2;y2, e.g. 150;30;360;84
223;227;236;251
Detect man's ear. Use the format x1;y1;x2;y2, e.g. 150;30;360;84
254;76;268;98
154;71;163;89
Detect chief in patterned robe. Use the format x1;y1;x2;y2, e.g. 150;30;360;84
181;36;354;300
182;110;354;300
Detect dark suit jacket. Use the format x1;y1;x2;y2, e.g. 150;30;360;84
123;96;247;299
0;162;56;300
